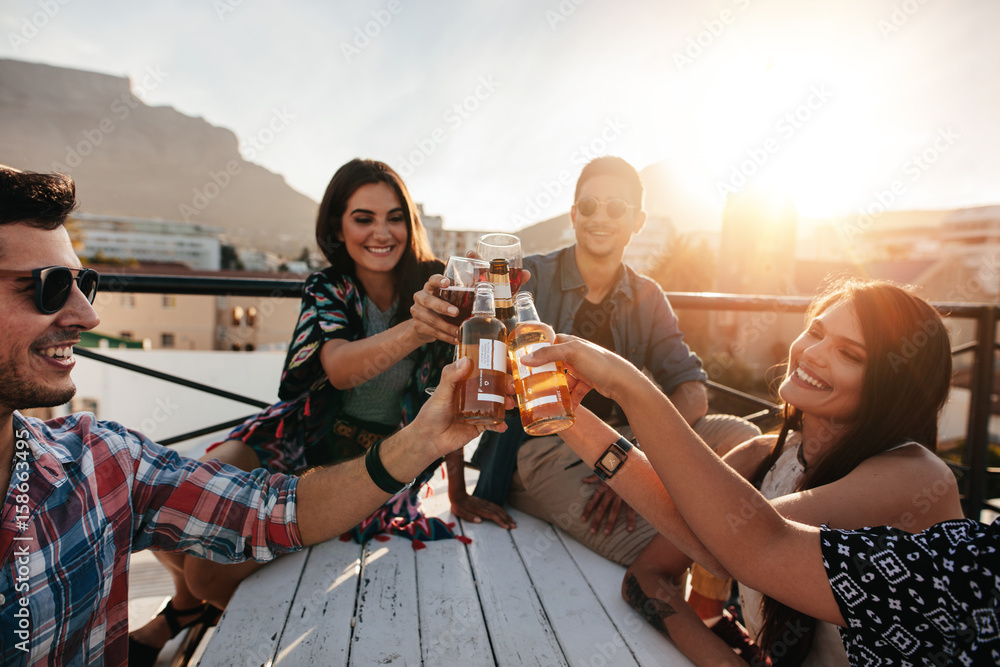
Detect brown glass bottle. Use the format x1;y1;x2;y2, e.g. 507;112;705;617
508;291;575;436
488;258;516;334
456;283;508;426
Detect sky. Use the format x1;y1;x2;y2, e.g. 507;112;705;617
2;0;999;231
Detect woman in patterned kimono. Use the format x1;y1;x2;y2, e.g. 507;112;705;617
129;159;502;664
525;279;967;665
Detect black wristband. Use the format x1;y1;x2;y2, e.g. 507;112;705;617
364;439;414;495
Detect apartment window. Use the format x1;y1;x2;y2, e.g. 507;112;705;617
161;333;175;348
246;307;257;327
232;306;245;326
162;295;177;309
121;294;135;309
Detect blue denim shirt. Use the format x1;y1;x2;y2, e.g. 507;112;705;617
472;245;706;503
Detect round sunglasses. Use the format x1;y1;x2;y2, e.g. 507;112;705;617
0;266;101;314
574;196;636;220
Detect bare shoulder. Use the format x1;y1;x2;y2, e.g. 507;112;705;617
860;442;955;482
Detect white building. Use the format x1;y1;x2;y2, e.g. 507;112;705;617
75;213;223;270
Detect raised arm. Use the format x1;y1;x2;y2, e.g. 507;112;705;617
520;336;844;625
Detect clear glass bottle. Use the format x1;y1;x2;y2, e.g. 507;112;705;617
456;282;508;425
508;291;575;436
488;258;516;334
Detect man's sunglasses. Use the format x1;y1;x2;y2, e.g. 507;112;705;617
574;197;635;220
0;266;100;314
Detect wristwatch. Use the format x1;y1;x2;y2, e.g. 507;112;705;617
592;436;634;481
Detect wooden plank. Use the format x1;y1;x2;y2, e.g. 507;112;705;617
272;538;364;666
349;536;421;666
416;514;493;665
561;536;693;666
508;510;640;667
462;518;568;667
195;549;308;666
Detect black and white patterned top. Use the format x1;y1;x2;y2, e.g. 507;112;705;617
821;518;1000;665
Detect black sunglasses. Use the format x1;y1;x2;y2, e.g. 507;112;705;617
574;196;635;220
0;266;101;314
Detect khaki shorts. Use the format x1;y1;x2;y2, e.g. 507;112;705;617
508;414;760;566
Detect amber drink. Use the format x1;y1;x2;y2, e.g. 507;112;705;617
456;283;508;426
488;258;516;334
508;291;574;436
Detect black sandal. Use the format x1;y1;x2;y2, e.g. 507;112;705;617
128;599;209;667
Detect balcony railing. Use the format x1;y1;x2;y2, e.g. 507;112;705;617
77;275;999;521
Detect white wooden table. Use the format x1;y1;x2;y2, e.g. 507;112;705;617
194;469;694;666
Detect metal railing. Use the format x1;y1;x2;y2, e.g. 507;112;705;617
81;276;999;520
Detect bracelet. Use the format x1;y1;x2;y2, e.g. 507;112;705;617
364;439;414;495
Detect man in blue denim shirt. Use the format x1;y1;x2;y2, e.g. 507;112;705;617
414;157;758;564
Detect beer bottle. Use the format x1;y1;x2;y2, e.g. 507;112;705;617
456;282;508;426
508;291;575;436
488;258;517;334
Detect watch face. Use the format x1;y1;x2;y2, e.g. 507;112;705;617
599;451;623;472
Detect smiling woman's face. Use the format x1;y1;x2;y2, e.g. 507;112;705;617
778;299;866;423
337;182;408;281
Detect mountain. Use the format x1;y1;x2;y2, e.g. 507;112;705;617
0;58;317;256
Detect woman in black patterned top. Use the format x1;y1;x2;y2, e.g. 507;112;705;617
517;279;998;665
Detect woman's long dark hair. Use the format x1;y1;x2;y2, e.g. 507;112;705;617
750;278;952;664
314;158;439;323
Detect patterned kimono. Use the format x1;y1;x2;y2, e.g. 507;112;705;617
219;265;457;545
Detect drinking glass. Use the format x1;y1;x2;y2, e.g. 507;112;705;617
477;233;524;292
426;256;490;395
435;256;490;327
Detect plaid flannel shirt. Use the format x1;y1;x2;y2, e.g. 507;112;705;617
1;412;302;666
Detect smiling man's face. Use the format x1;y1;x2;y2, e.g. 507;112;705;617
0;223;101;412
570;173;646;263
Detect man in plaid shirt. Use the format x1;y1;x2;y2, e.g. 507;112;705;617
0;165;499;665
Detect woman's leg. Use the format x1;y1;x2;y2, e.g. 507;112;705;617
129;440;264;650
624;534;745;666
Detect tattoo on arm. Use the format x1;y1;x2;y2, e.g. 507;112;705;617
623;573;678;640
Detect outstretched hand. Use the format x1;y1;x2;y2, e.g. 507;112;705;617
411;274;460;344
410;357;512;459
519;334;643;405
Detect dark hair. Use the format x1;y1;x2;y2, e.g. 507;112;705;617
573;156;644;208
0;165;76;228
314;159;439;322
752;277;952;663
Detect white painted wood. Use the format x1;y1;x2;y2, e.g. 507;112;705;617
508;510;640;667
349;536;421;666
416;519;493;665
272;539;363;666
462;518;568;667
561;535;694;666
196;549;308;666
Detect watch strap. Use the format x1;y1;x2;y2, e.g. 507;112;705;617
364;439;414;495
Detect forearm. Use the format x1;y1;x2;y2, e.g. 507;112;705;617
295;423;438;544
559;408;728;577
321;320;423;389
445;450;468;500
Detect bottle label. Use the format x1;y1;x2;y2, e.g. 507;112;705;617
479;339;506;372
492;282;512;299
514;342;557;377
525;395;558;410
